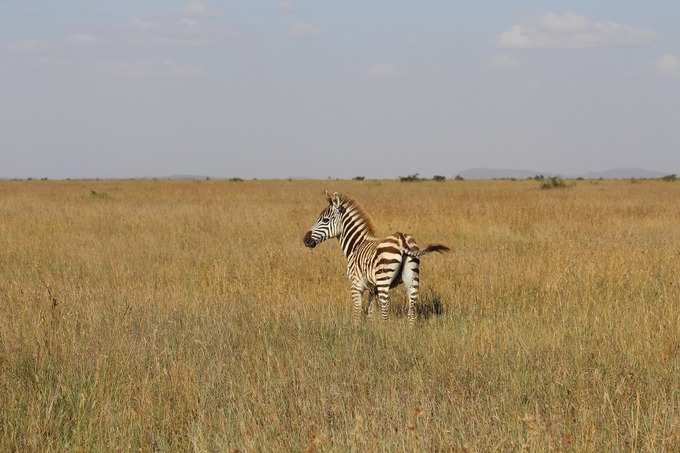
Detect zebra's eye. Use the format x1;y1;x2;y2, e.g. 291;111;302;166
321;218;329;224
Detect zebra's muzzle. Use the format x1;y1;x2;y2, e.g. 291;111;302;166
303;231;317;248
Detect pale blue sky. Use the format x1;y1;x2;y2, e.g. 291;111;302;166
1;1;679;178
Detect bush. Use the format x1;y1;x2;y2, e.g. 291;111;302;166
399;173;422;182
416;290;445;319
90;190;110;199
454;175;465;181
229;177;244;182
432;175;446;181
661;174;677;182
353;176;365;181
540;176;567;190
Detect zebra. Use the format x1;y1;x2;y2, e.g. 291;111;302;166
303;190;449;323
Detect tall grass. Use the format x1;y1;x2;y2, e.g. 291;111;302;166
1;180;680;451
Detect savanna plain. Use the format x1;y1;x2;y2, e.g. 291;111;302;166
2;179;680;452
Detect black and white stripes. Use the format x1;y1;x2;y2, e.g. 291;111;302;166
303;191;449;323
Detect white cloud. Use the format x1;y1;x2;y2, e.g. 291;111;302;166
131;17;161;32
126;15;221;47
498;13;656;49
68;34;98;46
179;18;199;29
656;54;680;78
100;60;205;78
289;22;320;38
279;0;294;15
366;63;399;79
6;39;51;55
183;0;221;17
490;54;519;69
185;0;206;15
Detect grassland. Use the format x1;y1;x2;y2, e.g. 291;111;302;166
1;179;680;451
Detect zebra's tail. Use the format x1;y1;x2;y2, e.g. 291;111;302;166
403;244;450;259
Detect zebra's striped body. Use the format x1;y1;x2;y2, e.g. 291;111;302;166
303;191;449;323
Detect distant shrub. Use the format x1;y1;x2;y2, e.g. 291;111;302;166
533;174;545;181
205;176;211;181
392;289;445;319
454;174;465;181
353;176;365;181
540;176;567;190
229;177;244;182
417;290;445;319
432;175;446;181
661;174;677;182
576;177;584;181
399;173;422;182
90;190;110;199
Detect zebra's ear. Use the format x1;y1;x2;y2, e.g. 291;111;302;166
330;192;342;207
324;189;333;203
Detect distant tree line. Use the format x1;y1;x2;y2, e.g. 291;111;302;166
394;174;465;182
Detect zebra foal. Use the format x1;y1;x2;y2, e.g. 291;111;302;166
303;191;449;323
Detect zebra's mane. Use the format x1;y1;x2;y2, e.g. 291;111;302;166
338;194;376;237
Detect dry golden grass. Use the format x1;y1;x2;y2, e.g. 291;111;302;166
2;179;680;451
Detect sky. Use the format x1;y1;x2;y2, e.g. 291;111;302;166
1;0;679;178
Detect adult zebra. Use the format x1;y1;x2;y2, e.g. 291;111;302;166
303;191;449;323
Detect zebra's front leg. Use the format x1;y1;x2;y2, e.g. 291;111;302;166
351;284;364;324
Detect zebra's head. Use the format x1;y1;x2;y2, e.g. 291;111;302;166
303;191;346;249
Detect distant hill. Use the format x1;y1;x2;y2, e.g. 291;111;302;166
580;168;667;179
459;167;671;180
167;174;211;180
459;168;555;180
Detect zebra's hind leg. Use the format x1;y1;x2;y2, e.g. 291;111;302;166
351;284;364;324
366;287;378;320
402;256;420;325
377;285;391;320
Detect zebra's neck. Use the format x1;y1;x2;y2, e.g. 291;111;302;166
339;202;373;258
